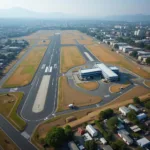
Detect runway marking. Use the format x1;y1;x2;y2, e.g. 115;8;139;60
104;95;110;98
52;78;54;86
41;64;46;69
21;131;30;140
45;67;49;73
36;78;39;87
32;75;51;113
10;88;18;92
49;66;52;72
84;52;94;61
96;104;100;107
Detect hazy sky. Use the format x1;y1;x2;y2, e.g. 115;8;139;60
0;0;150;17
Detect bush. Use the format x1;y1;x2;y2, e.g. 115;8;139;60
85;140;97;150
133;97;141;104
111;140;128;150
145;101;150;109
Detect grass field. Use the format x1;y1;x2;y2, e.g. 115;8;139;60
77;39;94;45
38;40;50;45
3;46;47;87
0;129;19;150
57;77;101;111
110;82;131;93
60;46;85;73
0;92;26;131
87;44;150;79
78;82;99;90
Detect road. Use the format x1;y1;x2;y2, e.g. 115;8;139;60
0;33;149;149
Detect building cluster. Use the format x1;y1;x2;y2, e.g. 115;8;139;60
79;63;119;82
0;39;28;70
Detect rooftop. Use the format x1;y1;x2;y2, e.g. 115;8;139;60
137;137;150;147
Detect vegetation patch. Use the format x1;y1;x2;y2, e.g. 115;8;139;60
77;82;99;91
60;46;85;73
0;92;26;131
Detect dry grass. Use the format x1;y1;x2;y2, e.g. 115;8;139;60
110;82;131;93
78;82;99;90
77;40;94;45
60;46;85;73
87;44;150;79
57;77;101;111
38;40;50;45
0;129;19;150
3;46;47;87
3;49;27;74
0;92;26;131
144;80;150;88
61;39;76;44
65;86;150;128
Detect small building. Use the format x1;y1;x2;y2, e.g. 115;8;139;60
137;51;150;56
128;104;139;112
122;46;133;53
118;130;133;145
109;66;119;75
137;113;147;121
136;137;150;148
78;128;85;135
119;106;130;116
145;120;150;126
83;133;92;141
68;141;79;150
100;138;107;145
123;119;130;124
102;145;113;150
130;125;141;133
86;125;98;137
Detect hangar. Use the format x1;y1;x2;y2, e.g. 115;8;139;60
79;63;119;82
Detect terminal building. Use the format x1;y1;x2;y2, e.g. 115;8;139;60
79;63;119;82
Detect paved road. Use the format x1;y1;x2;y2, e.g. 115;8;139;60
0;115;36;150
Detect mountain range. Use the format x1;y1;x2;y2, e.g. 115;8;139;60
0;7;150;22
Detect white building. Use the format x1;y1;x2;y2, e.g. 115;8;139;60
86;125;98;137
137;113;147;121
83;133;92;141
100;138;107;145
137;137;150;148
119;106;130;116
128;104;139;112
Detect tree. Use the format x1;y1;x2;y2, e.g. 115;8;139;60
127;110;138;124
85;140;97;150
146;57;150;65
133;97;141;104
107;117;118;132
131;51;138;58
145;100;150;109
114;44;119;49
99;109;114;120
111;140;128;150
45;127;66;147
64;125;73;140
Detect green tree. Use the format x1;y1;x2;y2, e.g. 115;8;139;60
146;57;150;65
133;97;141;104
114;44;119;49
85;140;97;150
64;125;73;140
127;110;138;124
131;51;138;58
99;109;114;120
107;117;118;132
111;140;128;150
145;100;150;109
45;127;66;147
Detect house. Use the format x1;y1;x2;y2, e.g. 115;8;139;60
145;120;150;126
100;138;107;145
130;125;141;133
137;113;147;121
118;130;133;145
86;125;98;137
83;133;92;142
137;137;150;148
78;128;85;135
119;106;130;116
128;104;139;112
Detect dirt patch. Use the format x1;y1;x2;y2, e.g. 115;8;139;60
87;44;150;79
110;82;131;93
144;80;150;88
3;46;47;87
0;129;19;150
57;77;101;111
60;46;85;73
78;82;99;91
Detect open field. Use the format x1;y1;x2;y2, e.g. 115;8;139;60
37;40;50;45
86;44;150;78
77;39;94;45
61;38;76;44
77;82;99;91
3;48;27;74
144;80;150;88
0;92;26;131
60;46;85;73
0;129;19;150
3;46;47;87
110;82;131;93
32;86;150;149
57;77;101;111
